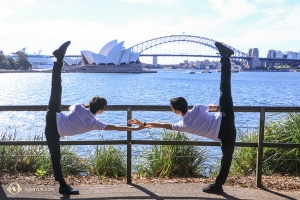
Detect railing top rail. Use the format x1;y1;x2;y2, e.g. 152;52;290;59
1;105;300;112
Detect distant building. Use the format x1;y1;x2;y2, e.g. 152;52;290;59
293;52;298;59
267;50;276;58
248;48;259;68
195;61;200;69
275;50;283;58
64;57;81;66
80;40;141;66
268;49;300;59
284;51;294;59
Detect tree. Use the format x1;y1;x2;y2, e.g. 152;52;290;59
16;51;31;70
7;57;17;70
0;54;11;69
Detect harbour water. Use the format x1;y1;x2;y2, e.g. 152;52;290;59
0;69;299;159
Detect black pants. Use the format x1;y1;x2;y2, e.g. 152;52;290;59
45;62;64;181
215;57;236;186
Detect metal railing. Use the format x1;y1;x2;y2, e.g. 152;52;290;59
1;105;300;187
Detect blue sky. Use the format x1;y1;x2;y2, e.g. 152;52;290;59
0;0;299;64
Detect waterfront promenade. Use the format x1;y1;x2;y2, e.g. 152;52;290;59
1;182;299;199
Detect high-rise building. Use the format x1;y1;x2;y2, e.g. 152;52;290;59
248;48;259;68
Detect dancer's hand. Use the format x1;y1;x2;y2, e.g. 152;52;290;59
128;119;142;125
128;119;152;129
208;104;218;111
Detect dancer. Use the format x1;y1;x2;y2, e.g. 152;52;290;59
128;42;236;194
45;41;147;195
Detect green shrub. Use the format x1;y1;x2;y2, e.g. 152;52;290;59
229;127;258;176
262;113;300;174
0;131;88;177
90;145;126;178
135;130;206;178
60;145;89;175
0;131;51;174
231;113;300;176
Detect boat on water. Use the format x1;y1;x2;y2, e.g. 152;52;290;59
216;68;239;73
8;48;54;70
184;69;195;74
201;69;212;73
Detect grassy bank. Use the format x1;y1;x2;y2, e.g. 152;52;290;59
1;113;299;182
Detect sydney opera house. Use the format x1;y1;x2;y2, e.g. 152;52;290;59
66;40;154;73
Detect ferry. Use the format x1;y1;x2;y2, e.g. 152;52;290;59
8;48;54;70
184;69;195;74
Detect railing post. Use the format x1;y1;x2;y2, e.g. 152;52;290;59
126;106;132;184
256;107;265;187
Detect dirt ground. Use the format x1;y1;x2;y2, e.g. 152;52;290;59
1;173;299;192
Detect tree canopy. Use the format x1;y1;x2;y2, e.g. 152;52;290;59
0;51;32;70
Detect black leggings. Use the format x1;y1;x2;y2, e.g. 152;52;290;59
44;62;64;181
215;57;237;186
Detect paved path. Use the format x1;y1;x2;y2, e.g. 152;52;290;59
1;183;299;200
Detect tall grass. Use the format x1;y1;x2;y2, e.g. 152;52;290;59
262;113;300;174
134;130;206;178
0;131;88;177
0;131;50;174
4;113;299;180
89;145;126;178
231;113;300;176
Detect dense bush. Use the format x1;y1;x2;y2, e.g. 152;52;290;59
231;113;300;176
134;130;206;178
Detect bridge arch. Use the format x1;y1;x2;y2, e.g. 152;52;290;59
130;35;248;58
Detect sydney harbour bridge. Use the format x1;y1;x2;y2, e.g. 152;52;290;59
66;35;300;70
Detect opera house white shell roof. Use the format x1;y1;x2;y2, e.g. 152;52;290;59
80;40;141;66
63;57;81;66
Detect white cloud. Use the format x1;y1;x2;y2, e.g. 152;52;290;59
208;0;257;20
0;0;299;60
119;0;179;5
0;8;16;18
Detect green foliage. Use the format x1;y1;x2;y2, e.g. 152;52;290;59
60;145;89;175
0;54;11;69
135;130;206;178
0;52;31;70
7;57;17;70
15;51;31;70
35;169;47;177
231;113;300;176
90;145;126;178
229;128;258;176
0;131;51;174
262;113;300;174
0;131;88;177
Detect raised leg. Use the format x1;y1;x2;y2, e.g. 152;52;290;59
45;41;78;195
215;42;236;186
203;42;236;194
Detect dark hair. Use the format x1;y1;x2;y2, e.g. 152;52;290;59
84;96;107;114
170;97;188;115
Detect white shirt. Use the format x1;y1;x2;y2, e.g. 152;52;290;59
172;104;222;141
56;103;106;137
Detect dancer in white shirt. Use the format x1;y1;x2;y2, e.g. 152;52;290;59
45;41;147;195
129;42;236;194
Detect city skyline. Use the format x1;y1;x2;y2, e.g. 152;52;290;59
0;0;299;64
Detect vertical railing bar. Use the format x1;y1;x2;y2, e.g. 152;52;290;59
256;107;265;187
126;106;132;184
